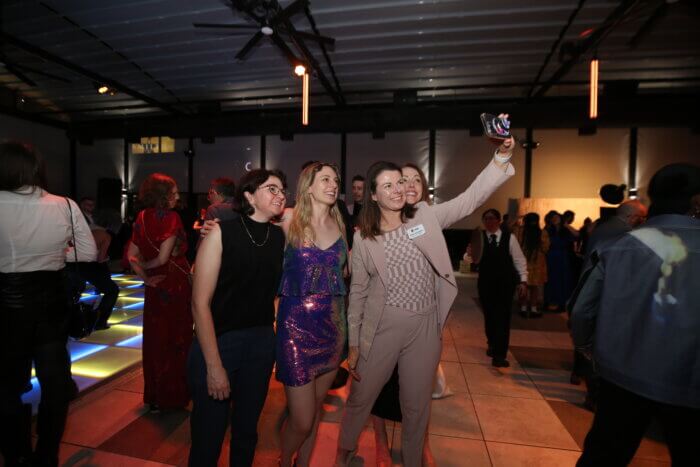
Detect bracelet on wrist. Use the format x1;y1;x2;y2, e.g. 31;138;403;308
494;151;512;164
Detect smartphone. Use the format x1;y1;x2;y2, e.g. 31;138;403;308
480;113;511;140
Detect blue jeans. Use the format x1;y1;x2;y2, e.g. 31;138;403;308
187;326;275;467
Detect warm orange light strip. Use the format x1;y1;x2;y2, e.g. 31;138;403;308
302;72;309;126
590;59;599;119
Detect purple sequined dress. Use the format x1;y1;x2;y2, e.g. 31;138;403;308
276;237;347;386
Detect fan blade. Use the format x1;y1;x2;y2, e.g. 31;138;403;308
192;23;258;29
277;28;334;46
235;31;265;60
272;0;309;26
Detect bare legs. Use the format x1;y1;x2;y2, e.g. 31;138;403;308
280;369;338;467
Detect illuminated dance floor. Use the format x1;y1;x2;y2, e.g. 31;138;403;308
22;274;145;412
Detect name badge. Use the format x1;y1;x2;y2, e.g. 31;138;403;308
407;224;426;239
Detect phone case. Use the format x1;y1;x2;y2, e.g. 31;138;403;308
480;113;511;139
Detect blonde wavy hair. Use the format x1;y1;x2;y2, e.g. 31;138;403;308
288;162;346;248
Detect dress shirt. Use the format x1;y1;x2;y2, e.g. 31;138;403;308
486;228;528;282
0;187;97;272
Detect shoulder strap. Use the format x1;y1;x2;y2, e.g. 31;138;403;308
65;198;79;263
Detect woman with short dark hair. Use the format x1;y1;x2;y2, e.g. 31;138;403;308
0;142;97;466
128;173;192;412
188;169;288;466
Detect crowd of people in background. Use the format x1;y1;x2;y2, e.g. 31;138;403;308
1;134;698;467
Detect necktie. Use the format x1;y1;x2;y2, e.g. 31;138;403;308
490;234;497;246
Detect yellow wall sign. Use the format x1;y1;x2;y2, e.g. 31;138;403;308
131;136;175;154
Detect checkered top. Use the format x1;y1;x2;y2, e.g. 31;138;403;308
384;226;436;311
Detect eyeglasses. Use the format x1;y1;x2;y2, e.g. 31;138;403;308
258;184;288;197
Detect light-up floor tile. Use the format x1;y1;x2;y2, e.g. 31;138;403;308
68;341;109;361
120;315;144;327
71;347;142;379
124;290;145;299
81;324;143;346
116;300;144;311
22;375;101;414
108;308;144;325
116;334;143;349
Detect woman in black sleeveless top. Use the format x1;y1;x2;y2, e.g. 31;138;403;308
188;169;288;467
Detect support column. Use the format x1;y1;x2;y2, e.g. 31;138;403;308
260;134;266;169
628;127;638;197
524;128;533;198
340;132;347;195
123;139;130;218
69;137;77;199
186;137;195;209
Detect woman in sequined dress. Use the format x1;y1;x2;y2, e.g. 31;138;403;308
277;162;348;467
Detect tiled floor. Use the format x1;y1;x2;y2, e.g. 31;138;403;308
21;274;144;413
34;274;672;466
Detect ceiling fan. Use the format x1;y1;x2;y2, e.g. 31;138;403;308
193;0;335;61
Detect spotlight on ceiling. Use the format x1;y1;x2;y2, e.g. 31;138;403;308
294;64;306;77
261;25;274;36
94;82;116;95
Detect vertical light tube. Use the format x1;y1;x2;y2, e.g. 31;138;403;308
590;58;599;119
302;72;309;126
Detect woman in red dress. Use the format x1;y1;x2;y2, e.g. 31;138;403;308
128;173;192;411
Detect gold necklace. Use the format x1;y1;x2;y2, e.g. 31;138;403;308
240;216;270;247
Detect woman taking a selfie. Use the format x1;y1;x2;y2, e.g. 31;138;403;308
336;127;515;467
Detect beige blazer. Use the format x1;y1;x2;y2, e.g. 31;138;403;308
348;160;515;360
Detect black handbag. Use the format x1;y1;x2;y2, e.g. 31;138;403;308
66;199;97;339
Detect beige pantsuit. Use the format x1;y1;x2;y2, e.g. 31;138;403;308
339;159;514;465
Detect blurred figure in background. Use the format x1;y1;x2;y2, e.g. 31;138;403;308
544;210;575;312
515;212;549;318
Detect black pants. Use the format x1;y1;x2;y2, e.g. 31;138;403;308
0;270;73;467
187;326;275;467
65;262;119;326
478;281;515;359
577;379;700;466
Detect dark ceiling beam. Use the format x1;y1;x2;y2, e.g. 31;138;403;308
628;1;668;49
303;5;344;104
281;18;345;106
532;0;641;98
39;1;182;103
527;0;587;99
0;32;183;116
30;76;700;116
67;93;698;140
